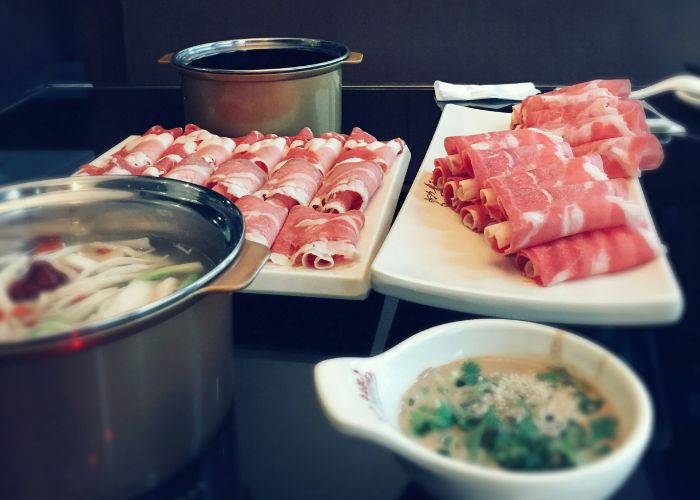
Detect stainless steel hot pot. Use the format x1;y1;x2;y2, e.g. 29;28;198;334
0;176;268;499
159;37;363;136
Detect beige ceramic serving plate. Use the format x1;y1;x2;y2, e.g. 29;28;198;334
371;104;683;325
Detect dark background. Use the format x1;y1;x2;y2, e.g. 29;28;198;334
4;0;699;101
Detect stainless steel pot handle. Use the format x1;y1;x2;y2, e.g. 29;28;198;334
197;240;269;294
344;52;363;65
158;53;173;65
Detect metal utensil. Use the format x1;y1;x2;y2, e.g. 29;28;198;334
630;74;700;100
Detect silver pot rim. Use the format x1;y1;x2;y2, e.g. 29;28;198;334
171;37;351;76
0;176;246;357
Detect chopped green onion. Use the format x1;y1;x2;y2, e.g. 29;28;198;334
139;262;203;281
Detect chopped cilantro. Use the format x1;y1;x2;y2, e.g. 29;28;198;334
410;401;453;436
560;420;588;449
576;390;604;415
466;407;500;462
536;366;575;387
590;416;618;443
455;361;481;387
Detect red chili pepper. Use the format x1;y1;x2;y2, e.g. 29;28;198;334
95;247;112;255
11;304;34;318
33;237;64;254
0;309;5;321
68;294;87;305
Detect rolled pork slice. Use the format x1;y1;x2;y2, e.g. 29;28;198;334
442;176;470;211
542;104;649;147
439;143;574;204
270;136;344;176
235;136;288;173
185;135;235;166
468;142;573;188
286;127;314;145
479;154;609;219
75;155;134;176
484;178;644;254
209;159;268;202
512;79;631;127
547;79;632;98
164;134;236;185
480;187;504;220
235;130;266;147
337;127;405;172
443;128;564;156
103;126;183;175
515;224;662;286
434;128;564;188
144;124;212;176
320;131;349;143
344;126;377;145
460;203;493;232
270;206;365;269
572;134;664;178
520;98;641;129
255;158;324;208
229;131;267;158
163;156;216;186
304;136;345;174
432;154;467;188
311;160;384;213
235;195;289;248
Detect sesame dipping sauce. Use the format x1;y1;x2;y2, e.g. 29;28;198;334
399;356;622;471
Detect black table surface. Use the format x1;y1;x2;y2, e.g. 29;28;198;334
0;85;698;500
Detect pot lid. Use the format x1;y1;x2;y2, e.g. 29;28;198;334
0;176;245;352
172;37;350;75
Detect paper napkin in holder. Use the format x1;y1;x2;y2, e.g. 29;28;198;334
434;81;540;101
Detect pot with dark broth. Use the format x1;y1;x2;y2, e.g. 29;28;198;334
163;38;362;136
399;356;622;471
188;48;337;72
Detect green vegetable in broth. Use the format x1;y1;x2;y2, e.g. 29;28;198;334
455;361;481;387
410;401;453;436
140;262;204;281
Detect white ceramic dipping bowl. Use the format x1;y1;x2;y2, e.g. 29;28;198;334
314;319;653;500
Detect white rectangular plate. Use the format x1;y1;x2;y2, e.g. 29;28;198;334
89;138;411;300
371;104;684;325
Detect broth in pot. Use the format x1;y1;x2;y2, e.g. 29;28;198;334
0;236;212;341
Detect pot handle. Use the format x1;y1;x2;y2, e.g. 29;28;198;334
158;53;174;65
197;240;269;294
343;51;363;65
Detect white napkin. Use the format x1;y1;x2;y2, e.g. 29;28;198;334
434;80;540;101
